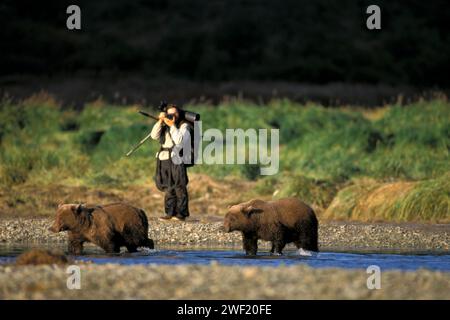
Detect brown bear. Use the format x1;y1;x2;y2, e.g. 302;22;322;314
16;248;69;266
49;202;155;254
224;197;319;255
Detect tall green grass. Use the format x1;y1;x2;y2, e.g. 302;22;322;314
1;96;449;191
198;99;448;182
324;174;449;222
396;173;449;222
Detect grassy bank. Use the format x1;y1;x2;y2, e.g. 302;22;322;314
0;93;449;222
324;174;449;223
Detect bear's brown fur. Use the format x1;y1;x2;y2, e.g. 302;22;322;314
49;202;154;254
224;197;319;255
15;248;69;266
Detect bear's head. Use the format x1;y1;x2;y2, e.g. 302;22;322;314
48;203;90;233
223;199;265;232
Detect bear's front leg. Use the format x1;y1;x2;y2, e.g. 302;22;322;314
242;233;258;255
67;231;85;255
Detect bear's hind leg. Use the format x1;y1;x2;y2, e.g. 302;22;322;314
142;238;154;250
295;233;319;252
296;219;319;252
296;229;319;252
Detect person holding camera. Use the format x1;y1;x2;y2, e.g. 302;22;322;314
150;104;190;221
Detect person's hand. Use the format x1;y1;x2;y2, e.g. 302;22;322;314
163;116;175;127
158;112;166;124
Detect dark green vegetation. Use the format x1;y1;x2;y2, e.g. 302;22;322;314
0;95;448;222
2;0;449;87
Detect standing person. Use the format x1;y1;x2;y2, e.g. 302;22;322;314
150;104;190;221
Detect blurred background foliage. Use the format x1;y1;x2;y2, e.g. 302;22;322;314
1;0;449;87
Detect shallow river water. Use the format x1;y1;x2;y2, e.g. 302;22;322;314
1;244;449;272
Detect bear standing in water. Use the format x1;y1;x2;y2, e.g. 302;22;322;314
49;203;154;254
224;198;319;255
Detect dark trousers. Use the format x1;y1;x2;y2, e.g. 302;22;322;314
164;185;189;218
155;159;189;218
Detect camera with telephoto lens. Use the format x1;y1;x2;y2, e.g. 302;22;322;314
158;100;200;123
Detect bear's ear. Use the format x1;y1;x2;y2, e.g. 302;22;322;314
73;204;85;215
86;207;96;214
241;205;264;217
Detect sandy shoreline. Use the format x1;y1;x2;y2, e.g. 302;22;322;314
1;263;449;299
0;217;449;251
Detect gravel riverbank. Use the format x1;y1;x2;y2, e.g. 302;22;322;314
0;217;449;251
1;263;449;299
1;218;449;300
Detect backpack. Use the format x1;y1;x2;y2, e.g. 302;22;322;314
171;120;200;168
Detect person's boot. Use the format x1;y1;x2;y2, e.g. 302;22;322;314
172;215;186;222
159;215;173;221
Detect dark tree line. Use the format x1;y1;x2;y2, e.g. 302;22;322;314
1;0;449;87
